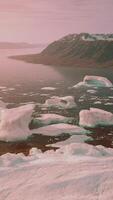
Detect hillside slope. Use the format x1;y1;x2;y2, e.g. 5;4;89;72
11;33;113;67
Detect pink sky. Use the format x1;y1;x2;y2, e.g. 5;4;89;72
0;0;113;43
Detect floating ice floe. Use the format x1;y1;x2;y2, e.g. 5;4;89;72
31;114;73;128
32;123;89;136
104;102;113;105
0;104;34;142
73;75;113;88
108;96;113;99
41;87;56;91
0;86;7;89
93;101;102;104
43;96;77;109
87;89;97;94
1;143;113;200
79;108;113;127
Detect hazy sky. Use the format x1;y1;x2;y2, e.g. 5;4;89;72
0;0;113;43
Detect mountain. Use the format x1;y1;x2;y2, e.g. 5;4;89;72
0;42;40;49
11;33;113;67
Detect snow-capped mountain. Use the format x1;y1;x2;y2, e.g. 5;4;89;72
11;33;113;67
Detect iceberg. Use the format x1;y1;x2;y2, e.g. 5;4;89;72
43;96;77;109
79;108;113;127
73;75;113;88
0;104;34;142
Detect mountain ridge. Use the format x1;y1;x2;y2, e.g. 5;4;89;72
10;33;113;67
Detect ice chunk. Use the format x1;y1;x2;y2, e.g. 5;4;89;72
33;123;89;136
43;96;76;109
79;108;113;127
84;76;113;87
31;114;73;128
0;104;34;142
73;75;113;88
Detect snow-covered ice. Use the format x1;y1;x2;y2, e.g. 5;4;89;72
82;34;113;41
43;96;77;109
73;75;113;88
79;108;113;127
1;143;113;200
0;104;34;142
33;123;89;136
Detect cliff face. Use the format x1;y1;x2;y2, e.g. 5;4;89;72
11;33;113;67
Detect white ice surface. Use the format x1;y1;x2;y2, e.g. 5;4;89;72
1;143;113;200
79;108;113;127
82;34;113;41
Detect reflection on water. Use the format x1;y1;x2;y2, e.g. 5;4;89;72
0;47;113;106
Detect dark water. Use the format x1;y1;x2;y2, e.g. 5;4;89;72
0;47;113;154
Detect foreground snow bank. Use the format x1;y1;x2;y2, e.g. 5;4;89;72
33;123;89;136
32;114;73;128
73;75;113;88
43;96;76;109
79;108;113;127
1;143;113;200
0;104;34;142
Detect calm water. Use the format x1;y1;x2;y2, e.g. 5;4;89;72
0;47;113;108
